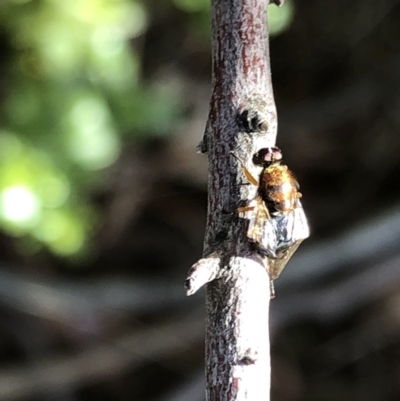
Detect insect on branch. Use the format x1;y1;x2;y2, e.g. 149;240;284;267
184;0;309;400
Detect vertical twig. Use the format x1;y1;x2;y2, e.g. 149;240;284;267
186;0;280;400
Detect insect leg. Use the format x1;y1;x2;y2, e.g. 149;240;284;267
237;206;255;213
230;152;259;186
269;279;276;299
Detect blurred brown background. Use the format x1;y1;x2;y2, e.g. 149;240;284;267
0;0;400;400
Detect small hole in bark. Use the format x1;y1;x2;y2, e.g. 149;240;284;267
238;356;256;365
215;230;228;242
237;109;268;133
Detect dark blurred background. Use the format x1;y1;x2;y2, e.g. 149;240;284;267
0;0;400;400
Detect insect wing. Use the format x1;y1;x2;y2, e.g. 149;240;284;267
247;198;278;258
268;240;302;281
269;202;310;280
275;201;310;249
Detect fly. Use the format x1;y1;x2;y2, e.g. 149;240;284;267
233;147;310;298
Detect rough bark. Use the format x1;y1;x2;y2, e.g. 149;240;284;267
185;0;278;400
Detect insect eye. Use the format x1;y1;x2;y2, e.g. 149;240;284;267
253;147;283;165
271;147;283;161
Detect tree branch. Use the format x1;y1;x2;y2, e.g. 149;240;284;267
186;0;280;399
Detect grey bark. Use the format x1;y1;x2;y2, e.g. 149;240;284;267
185;0;279;400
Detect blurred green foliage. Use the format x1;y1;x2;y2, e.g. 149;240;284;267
0;0;293;259
0;0;178;258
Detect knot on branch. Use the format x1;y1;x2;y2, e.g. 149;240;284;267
197;139;208;154
237;108;269;133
